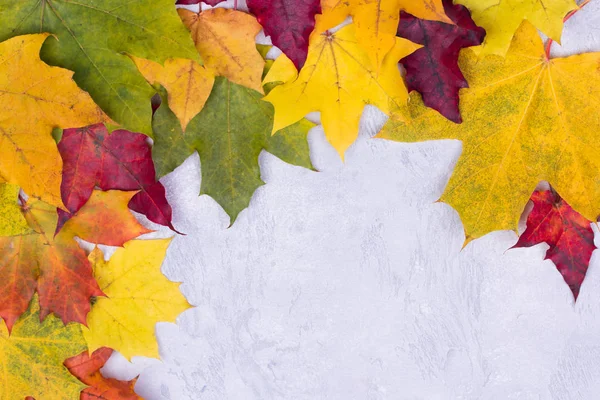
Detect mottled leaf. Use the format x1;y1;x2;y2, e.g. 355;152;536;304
0;299;87;400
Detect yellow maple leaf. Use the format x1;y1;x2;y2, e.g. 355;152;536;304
131;56;215;132
0;34;110;209
264;17;420;158
61;190;152;247
84;240;191;360
179;8;265;92
321;0;450;69
379;21;600;242
0;297;87;400
0;184;30;236
455;0;578;56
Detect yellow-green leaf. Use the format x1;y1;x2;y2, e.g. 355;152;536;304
0;298;87;400
456;0;577;56
379;21;600;241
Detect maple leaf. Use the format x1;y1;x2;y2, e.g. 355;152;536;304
0;33;109;209
61;190;152;247
378;21;600;241
179;8;265;92
0;0;199;135
130;56;215;132
247;0;321;70
0;188;103;331
65;347;142;400
396;0;485;122
264;19;420;157
0;297;87;399
513;189;595;301
153;78;314;223
57;124;176;233
320;0;450;70
455;0;577;56
84;241;190;359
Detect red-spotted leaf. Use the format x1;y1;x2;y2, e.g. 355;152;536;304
247;0;321;70
57;124;176;233
176;0;225;5
65;347;142;400
396;0;485;122
514;189;596;300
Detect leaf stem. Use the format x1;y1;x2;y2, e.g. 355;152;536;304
545;0;592;59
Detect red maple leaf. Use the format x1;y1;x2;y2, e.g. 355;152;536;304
65;347;142;400
247;0;321;70
57;124;177;233
514;189;596;300
396;0;485;122
0;199;104;331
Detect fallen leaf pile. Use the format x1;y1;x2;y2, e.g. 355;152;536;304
0;0;596;397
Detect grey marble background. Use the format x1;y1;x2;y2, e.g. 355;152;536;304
102;1;600;398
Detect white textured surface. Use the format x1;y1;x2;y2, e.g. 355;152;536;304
103;2;600;399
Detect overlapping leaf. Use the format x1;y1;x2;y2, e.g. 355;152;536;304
379;22;600;241
514;189;595;300
179;8;265;92
247;0;321;70
321;0;450;70
397;0;485;122
84;241;190;359
0;298;87;400
58;124;176;233
61;191;151;247
153;78;314;222
264;19;420;157
456;0;577;56
0;185;103;331
0;0;199;135
65;347;142;400
0;34;109;209
131;56;215;132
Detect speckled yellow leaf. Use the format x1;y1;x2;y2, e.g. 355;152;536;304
0;34;110;209
264;17;420;157
131;56;214;132
263;53;298;86
61;190;151;247
456;0;577;56
0;183;30;236
379;21;600;241
84;240;190;360
179;8;264;92
0;297;87;400
321;0;449;69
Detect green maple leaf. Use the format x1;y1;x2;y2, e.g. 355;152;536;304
153;77;314;223
0;0;199;135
